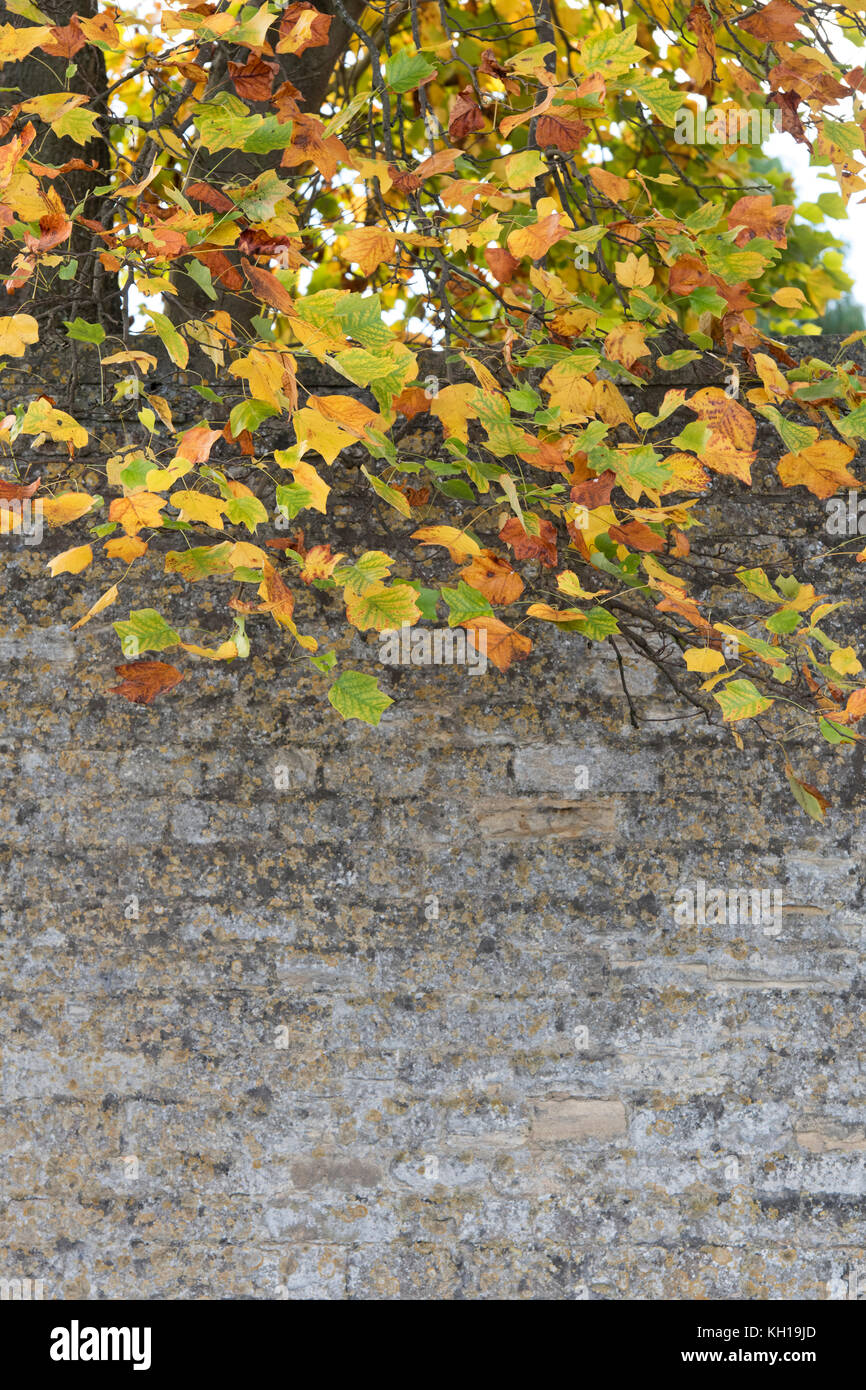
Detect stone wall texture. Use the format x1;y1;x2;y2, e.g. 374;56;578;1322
1;338;864;1299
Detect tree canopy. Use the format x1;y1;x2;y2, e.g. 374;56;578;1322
2;0;866;814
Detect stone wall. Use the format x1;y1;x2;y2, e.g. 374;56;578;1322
1;339;864;1299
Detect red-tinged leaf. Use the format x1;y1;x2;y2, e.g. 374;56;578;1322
499;516;558;566
186;181;234;213
241;257;295;314
0;474;39;500
449;87;486;142
728;194;794;247
41;19;86;58
739;0;804;43
609;520;666;553
485;247;519;284
277;2;332;56
24;213;71;253
176;426;223;464
109;661;184;706
570;470;616;508
228;54;279;102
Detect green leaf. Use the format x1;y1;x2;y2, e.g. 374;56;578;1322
656;350;701;371
713;678;773;722
361;465;411;518
163;543;234;582
275;482;313;520
785;767;829;821
765;608;801;635
64;317;105;347
184;258;217;300
119;454;152;490
627;75;681;128
328;670;393;725
51;106;99;145
819;716;857;745
570;605;620;641
147;311;188;369
442;580;494;627
385;49;437;95
334;551;395;593
836;400;866;439
757;405;818;453
229;398;278;436
224;494;268;532
113;608;181;658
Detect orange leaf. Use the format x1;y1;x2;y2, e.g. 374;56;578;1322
343;225;397;276
461;551;525;605
777;440;859;499
461;616;532;672
110;661;184;706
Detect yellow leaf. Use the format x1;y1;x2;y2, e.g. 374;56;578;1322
830;646;862;676
146;458;194;491
412;525;481;564
168;490;226;529
0;313;38;357
777;440;859;499
292;409;355;465
105;536;148;563
229;541;268;569
109;493;168;536
180;641;238;660
526;602;587;623
229;348;287;409
47;544;92;577
70;583;119;630
21;398;87;449
0;24;51;61
292;460;330;513
343;225;397;275
772;287;806;309
430;383;478;442
614;253;653;288
684;646;725;673
101;350;158;373
41;492;94;525
557;570;609;600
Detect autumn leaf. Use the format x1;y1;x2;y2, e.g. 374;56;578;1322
71;584;119;631
412;525;481;564
461;616;532;672
47;544;92;576
109;493;168;536
105;536;148;563
345;581;421;632
343;226;397;276
277;2;332;55
686;388;757;484
0;313;38;357
461;551;524;605
0;473;39;500
448;87;485;142
110;660;184;706
777;440;859;499
499;516;558;567
41;492;94;525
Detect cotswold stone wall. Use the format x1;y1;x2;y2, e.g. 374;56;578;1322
1;339;865;1300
